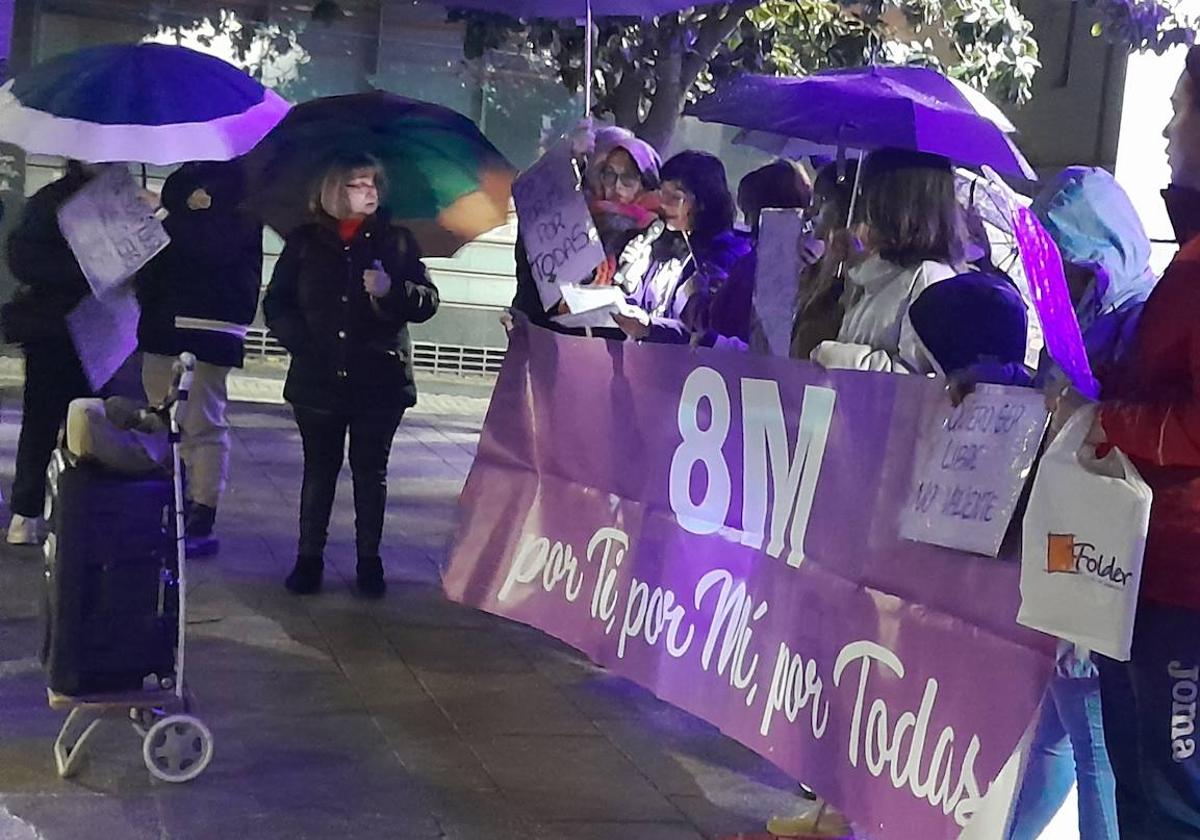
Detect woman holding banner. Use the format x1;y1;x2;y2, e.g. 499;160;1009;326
809;149;965;374
510;125;660;331
790;160;859;361
1050;45;1200;838
611;150;748;344
264;153;439;599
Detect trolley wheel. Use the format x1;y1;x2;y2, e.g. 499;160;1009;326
142;714;213;783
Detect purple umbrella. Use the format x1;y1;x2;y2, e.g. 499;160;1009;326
686;66;1036;179
426;0;752;113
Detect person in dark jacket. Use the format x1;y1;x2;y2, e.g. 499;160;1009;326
264;153;439;598
136;160;264;557
700;159;812;347
2;161;96;545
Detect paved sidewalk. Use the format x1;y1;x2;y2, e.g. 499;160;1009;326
0;387;809;839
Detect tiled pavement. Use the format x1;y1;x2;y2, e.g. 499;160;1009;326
0;381;810;840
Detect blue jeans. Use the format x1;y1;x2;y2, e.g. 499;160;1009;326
1006;674;1118;840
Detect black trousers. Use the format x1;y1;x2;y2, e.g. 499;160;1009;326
293;405;403;560
1098;602;1200;839
12;344;92;517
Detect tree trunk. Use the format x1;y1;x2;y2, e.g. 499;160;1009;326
637;32;686;151
635;2;759;153
609;65;644;129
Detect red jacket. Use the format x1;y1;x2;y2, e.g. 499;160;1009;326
1101;234;1200;609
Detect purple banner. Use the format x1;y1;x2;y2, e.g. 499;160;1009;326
445;325;1054;839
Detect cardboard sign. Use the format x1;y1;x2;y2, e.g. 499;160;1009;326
57;164;169;299
753;209;807;355
513;138;604;310
900;385;1049;557
67;284;140;391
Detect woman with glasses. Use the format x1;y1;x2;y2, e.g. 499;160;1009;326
511;127;660;328
264;153;440;598
586;129;661;254
611;151;749;344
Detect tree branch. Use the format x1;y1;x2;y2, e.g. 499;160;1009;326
682;0;758;82
609;62;643;126
636;1;757;148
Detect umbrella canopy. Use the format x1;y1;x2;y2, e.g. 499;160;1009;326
242;91;515;258
0;43;290;165
687;66;1035;180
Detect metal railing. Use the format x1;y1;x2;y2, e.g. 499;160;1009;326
242;327;505;377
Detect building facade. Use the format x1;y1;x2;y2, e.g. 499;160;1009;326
0;0;1137;371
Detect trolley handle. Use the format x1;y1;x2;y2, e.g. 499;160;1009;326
146;352;197;419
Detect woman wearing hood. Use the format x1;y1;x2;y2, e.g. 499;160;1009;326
810;149;965;374
510;126;661;329
585;127;662;256
1033;166;1157;382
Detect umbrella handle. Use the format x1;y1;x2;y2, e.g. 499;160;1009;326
584;0;594;117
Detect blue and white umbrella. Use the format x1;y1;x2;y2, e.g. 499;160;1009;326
0;43;290;165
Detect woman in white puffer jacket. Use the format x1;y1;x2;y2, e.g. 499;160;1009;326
811;149;967;375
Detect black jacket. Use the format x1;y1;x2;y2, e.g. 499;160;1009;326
2;168;93;347
263;213;439;413
136;161;264;368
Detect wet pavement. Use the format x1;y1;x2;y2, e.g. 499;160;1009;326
0;380;809;839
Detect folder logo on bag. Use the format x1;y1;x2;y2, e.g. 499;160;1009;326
1047;534;1077;573
1045;533;1133;588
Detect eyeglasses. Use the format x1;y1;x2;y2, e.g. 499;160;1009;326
346;181;378;193
659;188;691;210
599;167;642;189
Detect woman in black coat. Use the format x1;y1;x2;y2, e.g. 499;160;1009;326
2;161;96;545
264;153;439;597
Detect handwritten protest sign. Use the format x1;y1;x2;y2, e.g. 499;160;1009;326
513;138;604;311
57;164;169;299
67;284;140;391
753;209;806;355
900;385;1048;557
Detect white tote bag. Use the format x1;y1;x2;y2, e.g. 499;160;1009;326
1019;406;1153;661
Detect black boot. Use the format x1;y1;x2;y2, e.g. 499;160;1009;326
355;556;386;599
185;503;219;559
285;555;324;595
